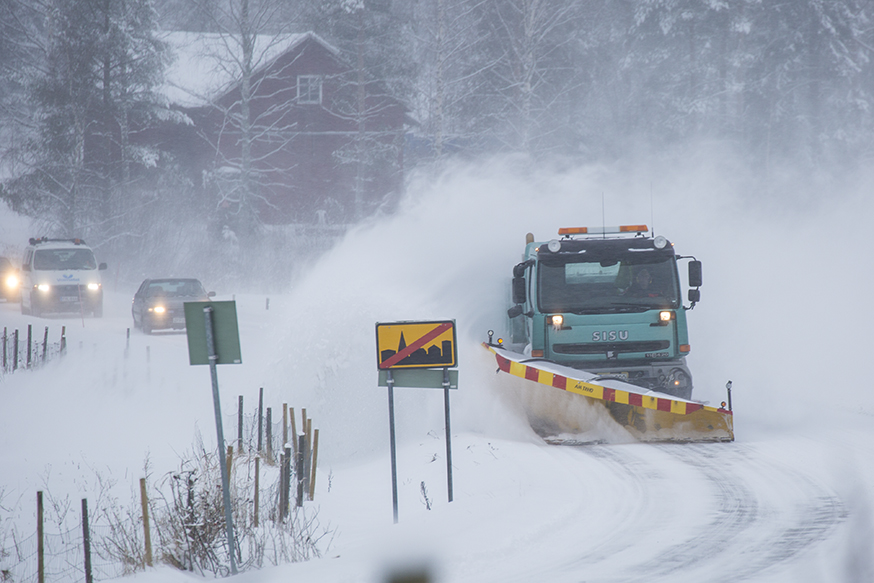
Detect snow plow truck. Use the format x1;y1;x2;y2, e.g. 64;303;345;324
484;225;733;443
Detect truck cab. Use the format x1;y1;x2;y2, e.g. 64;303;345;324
20;238;107;317
507;226;701;399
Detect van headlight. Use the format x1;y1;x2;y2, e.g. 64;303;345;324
150;306;166;314
87;283;100;291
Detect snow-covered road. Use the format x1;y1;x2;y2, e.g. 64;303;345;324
1;290;870;583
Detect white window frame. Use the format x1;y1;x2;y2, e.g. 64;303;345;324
297;75;322;104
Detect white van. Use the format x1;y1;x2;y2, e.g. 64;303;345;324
20;238;107;317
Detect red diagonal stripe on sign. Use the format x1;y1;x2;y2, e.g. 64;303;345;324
380;322;453;369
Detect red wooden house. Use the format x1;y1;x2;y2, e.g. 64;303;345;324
160;31;407;226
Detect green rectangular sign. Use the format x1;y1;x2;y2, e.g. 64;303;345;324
378;368;458;389
184;301;242;365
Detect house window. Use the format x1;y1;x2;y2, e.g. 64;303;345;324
297;75;322;104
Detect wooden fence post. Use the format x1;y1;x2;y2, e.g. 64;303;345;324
280;446;291;521
139;478;152;567
253;456;260;528
37;491;44;583
304;418;313;499
309;428;320;501
296;434;306;508
282;404;288;448
265;407;272;460
289;408;297;459
13;329;18;371
60;326;66;354
2;327;7;372
226;445;233;480
257;388;264;453
42;326;48;361
26;324;32;368
237;396;243;453
82;498;93;583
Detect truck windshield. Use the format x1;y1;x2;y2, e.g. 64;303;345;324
33;249;97;270
538;253;680;312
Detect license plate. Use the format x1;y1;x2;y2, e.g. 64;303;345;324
173;317;185;324
60;296;79;302
596;371;628;380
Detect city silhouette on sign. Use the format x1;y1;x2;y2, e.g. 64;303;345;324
380;332;454;368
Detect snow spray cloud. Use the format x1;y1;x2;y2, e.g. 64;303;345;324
265;150;874;461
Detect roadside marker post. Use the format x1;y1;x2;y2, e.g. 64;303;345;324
376;320;458;523
185;301;242;575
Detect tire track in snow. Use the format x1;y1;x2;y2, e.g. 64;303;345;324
618;442;846;583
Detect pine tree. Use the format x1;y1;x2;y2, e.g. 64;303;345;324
11;0;168;240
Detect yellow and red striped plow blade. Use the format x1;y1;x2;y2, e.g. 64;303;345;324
483;343;734;442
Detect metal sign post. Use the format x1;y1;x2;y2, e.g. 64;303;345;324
386;369;399;524
204;306;237;575
443;368;453;503
376;320;458;522
185;301;242;576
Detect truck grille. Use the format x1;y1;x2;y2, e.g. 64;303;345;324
552;340;670;355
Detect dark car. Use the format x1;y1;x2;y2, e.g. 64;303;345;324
131;278;215;334
0;256;21;302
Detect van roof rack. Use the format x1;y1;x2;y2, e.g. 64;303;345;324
29;237;87;246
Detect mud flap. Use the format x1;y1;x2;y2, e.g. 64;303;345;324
484;343;734;443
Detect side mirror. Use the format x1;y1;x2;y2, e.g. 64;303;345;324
208;291;216;298
688;261;702;288
98;262;107;270
688;289;701;303
507;304;524;319
21;263;30;272
512;276;526;305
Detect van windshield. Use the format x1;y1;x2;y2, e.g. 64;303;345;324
33;249;97;270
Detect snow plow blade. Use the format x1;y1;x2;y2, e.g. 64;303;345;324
484;343;734;443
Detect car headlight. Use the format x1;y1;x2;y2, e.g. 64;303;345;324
150;306;166;314
5;275;19;289
37;284;50;292
87;283;100;291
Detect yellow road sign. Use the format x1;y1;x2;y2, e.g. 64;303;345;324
376;320;457;369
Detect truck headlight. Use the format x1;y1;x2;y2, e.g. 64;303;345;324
5;275;19;289
659;311;674;322
87;283;100;291
37;284;50;292
151;306;166;314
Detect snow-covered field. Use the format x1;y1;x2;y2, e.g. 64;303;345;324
2;156;873;582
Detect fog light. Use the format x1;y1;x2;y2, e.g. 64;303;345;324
669;369;689;388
